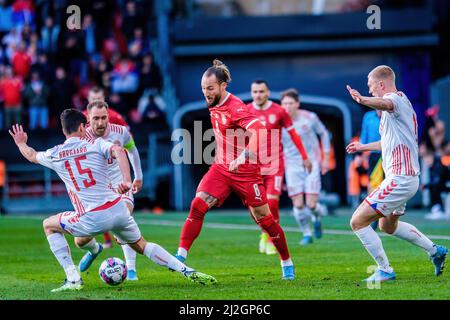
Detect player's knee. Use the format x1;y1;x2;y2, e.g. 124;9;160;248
74;238;84;248
43;217;55;233
379;223;395;234
189;197;209;220
350;217;361;231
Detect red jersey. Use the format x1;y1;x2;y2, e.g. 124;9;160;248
209;93;263;173
83;108;129;128
247;101;293;172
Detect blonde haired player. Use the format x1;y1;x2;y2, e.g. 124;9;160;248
8;110;216;292
346;65;447;282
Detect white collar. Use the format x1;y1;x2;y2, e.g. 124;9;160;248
217;93;231;107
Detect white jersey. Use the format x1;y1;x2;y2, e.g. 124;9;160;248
282;110;330;164
380;92;420;177
36;137;119;213
86;123;133;188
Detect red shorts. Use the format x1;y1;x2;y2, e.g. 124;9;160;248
262;165;284;196
197;164;267;208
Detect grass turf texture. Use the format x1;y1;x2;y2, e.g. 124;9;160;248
1;208;449;300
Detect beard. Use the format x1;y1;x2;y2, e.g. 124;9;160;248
206;94;221;108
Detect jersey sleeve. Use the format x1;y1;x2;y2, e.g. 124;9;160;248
311;113;331;152
383;93;402;117
95;138;116;160
230;104;263;130
36;147;56;169
280;108;294;130
122;127;136;151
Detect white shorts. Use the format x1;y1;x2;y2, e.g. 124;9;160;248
120;189;134;208
58;197;141;244
365;175;419;217
285;161;321;197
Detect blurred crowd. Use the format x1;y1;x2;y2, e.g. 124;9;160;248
0;0;165;132
349;106;450;220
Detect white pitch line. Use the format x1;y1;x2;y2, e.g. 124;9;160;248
136;219;450;241
5;215;450;241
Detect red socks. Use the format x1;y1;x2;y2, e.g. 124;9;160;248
267;198;280;223
179;197;210;251
257;214;290;260
103;232;112;243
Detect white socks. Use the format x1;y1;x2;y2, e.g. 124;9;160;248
47;233;80;282
144;243;193;274
122;244;137;271
281;258;294;267
354;225;393;273
81;238;100;254
392;221;437;256
177;247;188;259
293;207;312;237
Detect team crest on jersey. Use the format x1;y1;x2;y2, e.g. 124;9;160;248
268;114;276;124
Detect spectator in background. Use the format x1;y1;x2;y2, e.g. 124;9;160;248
111;57;139;94
12;41;32;79
0;0;14;37
0;66;23;127
12;0;35;28
121;1;145;41
2;27;22;62
31;52;54;84
138;53;162;96
82;14;98;57
49;67;76;127
423;140;450;220
128;27;148;61
424;105;446;154
0;65;3;130
23;71;49;129
40;17;60;57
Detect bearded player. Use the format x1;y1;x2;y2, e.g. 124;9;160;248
346;65;447;282
247;79;312;255
80;100;143;282
175;60;295;280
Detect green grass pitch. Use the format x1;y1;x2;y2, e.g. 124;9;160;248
1;208;449;300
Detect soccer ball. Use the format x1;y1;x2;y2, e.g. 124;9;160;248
99;257;127;286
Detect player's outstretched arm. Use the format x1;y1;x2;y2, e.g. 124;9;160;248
346;140;381;154
111;145;132;194
9;124;38;164
346;85;394;112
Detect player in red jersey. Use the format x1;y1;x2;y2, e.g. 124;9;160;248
175;59;295;280
83;87;130;250
247;79;312;255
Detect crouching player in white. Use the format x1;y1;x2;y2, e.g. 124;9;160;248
346;65;448;282
280;89;330;245
9;109;217;292
84;100;142;281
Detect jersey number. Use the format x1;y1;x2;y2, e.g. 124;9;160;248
64;155;97;191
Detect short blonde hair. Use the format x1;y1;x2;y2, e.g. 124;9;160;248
368;65;396;82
